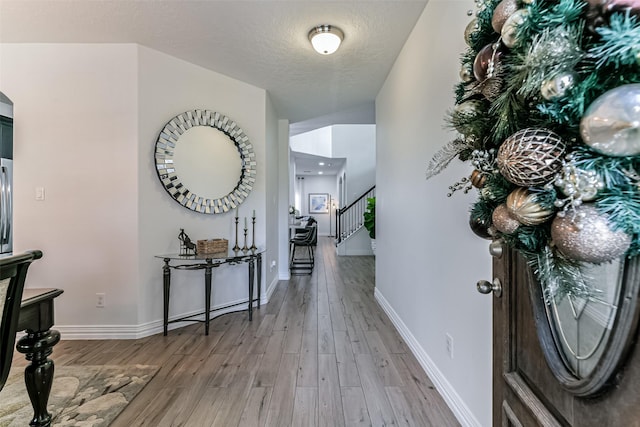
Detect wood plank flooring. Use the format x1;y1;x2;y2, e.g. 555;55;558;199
12;238;460;426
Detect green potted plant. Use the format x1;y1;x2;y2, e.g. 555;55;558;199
363;197;376;254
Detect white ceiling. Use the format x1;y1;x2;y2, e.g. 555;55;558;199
0;0;427;126
292;151;345;176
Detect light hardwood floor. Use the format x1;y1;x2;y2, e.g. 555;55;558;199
14;238;460;426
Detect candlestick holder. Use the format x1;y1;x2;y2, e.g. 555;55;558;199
242;227;249;251
250;216;257;250
233;216;240;251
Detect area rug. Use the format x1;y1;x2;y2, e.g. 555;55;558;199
0;364;159;427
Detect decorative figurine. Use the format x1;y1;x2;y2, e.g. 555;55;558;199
178;228;197;256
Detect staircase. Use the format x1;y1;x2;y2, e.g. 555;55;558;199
335;186;375;245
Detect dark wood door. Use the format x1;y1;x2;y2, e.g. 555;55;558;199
490;241;640;426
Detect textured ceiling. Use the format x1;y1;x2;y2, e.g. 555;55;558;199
0;0;427;125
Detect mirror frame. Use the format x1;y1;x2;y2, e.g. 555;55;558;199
154;110;256;214
526;255;640;397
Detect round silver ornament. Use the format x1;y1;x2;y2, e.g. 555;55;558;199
551;204;631;263
501;9;528;48
497;128;567;186
541;72;576;101
506;187;555;225
492;204;521;234
464;19;478;45
580;83;640;156
492;0;520;33
460;65;474;82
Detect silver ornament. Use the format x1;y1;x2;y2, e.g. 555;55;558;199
551;204;631;263
460;65;474;82
492;203;521;233
580;83;640;156
497;128;567;186
501;9;528;48
492;0;519;33
464;19;478;45
541;72;576;101
506;187;555;225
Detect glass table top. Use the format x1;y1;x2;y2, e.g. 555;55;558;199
155;247;265;261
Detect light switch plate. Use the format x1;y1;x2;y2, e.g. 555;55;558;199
35;187;45;201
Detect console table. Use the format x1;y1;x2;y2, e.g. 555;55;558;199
18;288;64;427
155;249;264;336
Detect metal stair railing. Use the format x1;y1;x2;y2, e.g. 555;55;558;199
335;186;375;245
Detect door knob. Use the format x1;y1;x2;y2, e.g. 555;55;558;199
489;240;503;258
477;278;502;298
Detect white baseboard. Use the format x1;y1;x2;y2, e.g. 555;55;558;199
337;249;374;256
374;288;482;427
266;275;279;300
57;283;279;340
279;272;291;280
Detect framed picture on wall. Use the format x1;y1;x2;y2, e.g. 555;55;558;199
309;193;329;214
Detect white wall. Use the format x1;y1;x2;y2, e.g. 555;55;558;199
289;126;332;158
2;43;275;337
375;2;492;426
137;46;267;329
278;120;291;281
1;44;140;328
331;124;375;205
298;175;335;237
0;94;12;118
264;92;280;293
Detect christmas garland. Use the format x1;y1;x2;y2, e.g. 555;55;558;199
427;0;640;301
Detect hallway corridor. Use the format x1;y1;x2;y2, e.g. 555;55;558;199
14;238;460;426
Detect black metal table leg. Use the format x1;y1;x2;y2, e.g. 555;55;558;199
17;329;61;427
204;259;213;335
248;257;255;321
163;258;171;336
256;254;262;309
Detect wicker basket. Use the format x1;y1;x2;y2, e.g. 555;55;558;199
197;238;228;254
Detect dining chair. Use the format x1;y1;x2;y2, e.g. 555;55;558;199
0;250;42;391
289;223;317;275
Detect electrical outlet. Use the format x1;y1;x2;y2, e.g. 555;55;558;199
270;260;276;271
446;333;454;359
96;293;106;308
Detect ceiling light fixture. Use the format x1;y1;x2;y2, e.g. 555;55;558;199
318;162;325;166
308;25;344;55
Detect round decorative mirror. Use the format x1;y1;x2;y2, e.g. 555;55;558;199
154;110;256;214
